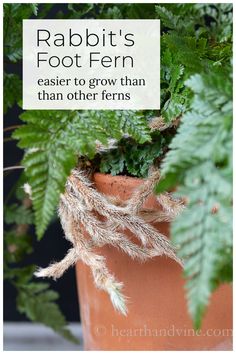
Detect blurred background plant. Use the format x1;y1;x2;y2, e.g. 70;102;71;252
4;2;232;341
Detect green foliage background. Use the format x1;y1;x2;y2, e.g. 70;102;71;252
4;3;232;340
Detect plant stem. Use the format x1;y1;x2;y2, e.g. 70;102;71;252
4;125;21;132
3;166;24;172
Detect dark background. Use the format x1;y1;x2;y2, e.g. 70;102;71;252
4;4;80;323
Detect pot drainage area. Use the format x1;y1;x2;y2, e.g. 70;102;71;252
4;322;83;351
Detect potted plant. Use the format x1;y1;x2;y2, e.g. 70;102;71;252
4;3;232;350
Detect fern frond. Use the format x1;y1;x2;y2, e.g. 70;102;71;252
22;148;76;238
172;163;232;329
161;68;232;177
155;5;178;29
4;4;37;63
4;73;22;113
159;67;232;328
13;110;151;237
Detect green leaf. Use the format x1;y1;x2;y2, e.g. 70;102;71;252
4;231;33;263
5;261;78;344
162;68;232;179
155;172;182;194
4;73;22;113
17;285;79;344
4;4;38;63
22;148;76;239
30;4;38;16
155;5;178;29
67;3;94;17
100;135;165;178
163;34;207;72
5;204;34;225
8;265;36;284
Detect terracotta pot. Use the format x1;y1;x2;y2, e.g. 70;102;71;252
76;173;232;350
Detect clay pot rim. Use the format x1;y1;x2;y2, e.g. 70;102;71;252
93;172;143;185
